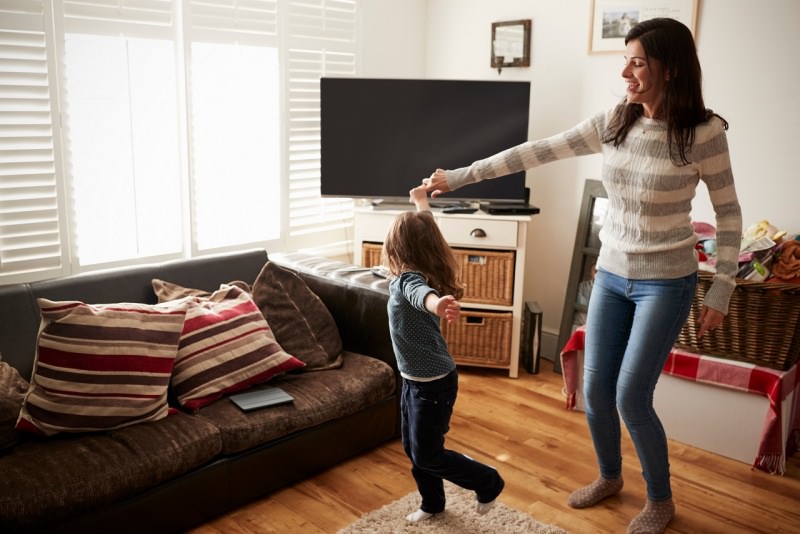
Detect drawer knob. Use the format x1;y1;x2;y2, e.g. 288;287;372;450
470;228;487;238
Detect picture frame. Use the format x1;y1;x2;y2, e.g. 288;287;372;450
588;0;698;54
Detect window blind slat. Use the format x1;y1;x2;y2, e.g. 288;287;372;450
63;0;174;26
189;0;278;35
0;15;63;279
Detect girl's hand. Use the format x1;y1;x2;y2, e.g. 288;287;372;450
437;295;461;324
697;305;724;338
409;185;430;211
421;168;452;198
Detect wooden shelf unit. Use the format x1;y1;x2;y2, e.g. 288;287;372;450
354;207;531;377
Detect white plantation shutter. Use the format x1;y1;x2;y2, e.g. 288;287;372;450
285;0;357;241
0;1;66;282
63;0;173;29
184;0;281;251
188;0;278;36
61;0;183;266
0;0;360;284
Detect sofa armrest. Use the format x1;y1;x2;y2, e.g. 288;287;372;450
268;252;396;372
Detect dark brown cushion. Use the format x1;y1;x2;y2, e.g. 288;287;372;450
0;411;222;531
0;362;28;453
251;261;343;371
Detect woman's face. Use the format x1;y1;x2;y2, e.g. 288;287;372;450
622;38;668;118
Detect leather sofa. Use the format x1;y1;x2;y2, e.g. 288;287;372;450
0;249;398;533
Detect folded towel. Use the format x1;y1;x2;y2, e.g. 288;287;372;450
771;239;800;281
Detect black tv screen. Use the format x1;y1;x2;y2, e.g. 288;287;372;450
320;77;531;205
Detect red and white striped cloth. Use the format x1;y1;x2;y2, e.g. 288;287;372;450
560;326;800;475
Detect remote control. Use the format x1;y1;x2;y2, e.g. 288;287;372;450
442;206;478;214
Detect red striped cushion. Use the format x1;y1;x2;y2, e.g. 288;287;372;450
171;285;305;411
16;299;190;436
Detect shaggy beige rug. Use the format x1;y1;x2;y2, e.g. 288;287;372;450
338;482;569;534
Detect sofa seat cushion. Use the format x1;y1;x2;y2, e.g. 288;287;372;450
196;351;395;454
0;412;222;532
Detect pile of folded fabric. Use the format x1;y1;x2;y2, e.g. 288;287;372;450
692;219;799;283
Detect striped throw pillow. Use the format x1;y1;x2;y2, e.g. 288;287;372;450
170;285;305;411
16;299;190;436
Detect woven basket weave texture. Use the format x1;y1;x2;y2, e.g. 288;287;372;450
676;272;800;371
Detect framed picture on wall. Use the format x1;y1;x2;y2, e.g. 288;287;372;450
588;0;698;54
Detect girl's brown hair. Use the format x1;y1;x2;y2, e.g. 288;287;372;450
381;211;465;300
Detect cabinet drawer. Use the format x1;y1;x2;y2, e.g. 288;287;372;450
437;217;518;248
356;213;395;242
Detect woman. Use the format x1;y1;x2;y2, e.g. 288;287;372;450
421;18;742;534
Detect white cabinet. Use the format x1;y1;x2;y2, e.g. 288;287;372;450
354;208;531;378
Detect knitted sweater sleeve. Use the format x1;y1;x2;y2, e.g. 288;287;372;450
445;112;606;189
693;118;743;314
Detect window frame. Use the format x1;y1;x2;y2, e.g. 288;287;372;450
0;0;360;285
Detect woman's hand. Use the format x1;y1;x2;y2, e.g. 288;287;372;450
697;305;724;338
421;168;452;198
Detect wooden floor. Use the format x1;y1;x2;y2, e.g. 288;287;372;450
189;359;800;534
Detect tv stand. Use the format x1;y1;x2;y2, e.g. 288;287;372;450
353;207;533;378
368;199;472;211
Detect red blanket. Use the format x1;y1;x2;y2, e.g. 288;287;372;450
560;326;800;475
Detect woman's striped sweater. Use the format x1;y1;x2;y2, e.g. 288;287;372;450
445;108;743;314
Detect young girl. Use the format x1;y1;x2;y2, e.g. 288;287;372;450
381;185;505;523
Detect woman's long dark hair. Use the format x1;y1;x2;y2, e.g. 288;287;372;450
604;17;728;165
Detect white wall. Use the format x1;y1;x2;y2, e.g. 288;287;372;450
360;0;800;359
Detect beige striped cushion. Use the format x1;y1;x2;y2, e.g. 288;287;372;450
171;285;305;411
16;299;190;436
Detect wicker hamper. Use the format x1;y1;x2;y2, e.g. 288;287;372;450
361;242;383;268
676;271;800;371
442;309;512;367
362;243;514;306
451;248;515;306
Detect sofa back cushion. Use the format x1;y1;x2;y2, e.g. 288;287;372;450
252;261;343;371
170;285;305;411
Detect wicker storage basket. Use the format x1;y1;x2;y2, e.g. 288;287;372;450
452;248;515;306
362;242;383;268
362;243;514;306
676;271;800;370
442;309;512;367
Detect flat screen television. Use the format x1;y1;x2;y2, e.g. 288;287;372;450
320;77;531;206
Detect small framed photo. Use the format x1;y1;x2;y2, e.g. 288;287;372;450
588;0;698;54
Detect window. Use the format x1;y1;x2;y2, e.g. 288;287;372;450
0;0;358;284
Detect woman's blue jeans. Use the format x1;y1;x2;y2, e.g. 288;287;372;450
583;268;697;502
